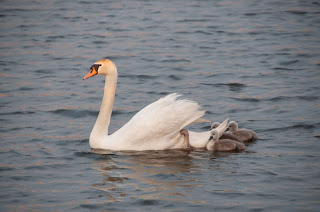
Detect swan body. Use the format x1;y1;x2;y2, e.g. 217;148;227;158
207;129;245;151
211;122;243;143
227;121;258;143
83;59;227;151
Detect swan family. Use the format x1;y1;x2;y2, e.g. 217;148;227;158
83;59;258;152
207;129;245;151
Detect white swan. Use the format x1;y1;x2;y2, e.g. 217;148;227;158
83;59;228;151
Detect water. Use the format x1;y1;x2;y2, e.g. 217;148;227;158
1;0;320;211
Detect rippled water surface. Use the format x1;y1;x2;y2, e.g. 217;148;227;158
1;0;320;211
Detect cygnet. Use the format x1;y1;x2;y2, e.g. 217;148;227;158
206;129;245;151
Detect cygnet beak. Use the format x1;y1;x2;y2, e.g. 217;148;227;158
209;136;213;141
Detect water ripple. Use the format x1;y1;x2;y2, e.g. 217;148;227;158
1;0;319;211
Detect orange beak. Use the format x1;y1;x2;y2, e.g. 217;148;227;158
83;66;98;80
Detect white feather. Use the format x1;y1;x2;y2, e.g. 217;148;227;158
104;93;205;150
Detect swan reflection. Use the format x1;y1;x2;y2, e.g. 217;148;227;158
90;149;210;203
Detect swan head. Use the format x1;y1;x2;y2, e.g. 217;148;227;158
210;122;220;130
227;121;238;132
208;129;219;141
83;59;117;80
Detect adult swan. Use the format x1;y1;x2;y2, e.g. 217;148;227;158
83;59;227;151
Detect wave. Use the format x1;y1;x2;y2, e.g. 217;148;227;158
262;124;316;132
230;97;260;102
49;109;98;118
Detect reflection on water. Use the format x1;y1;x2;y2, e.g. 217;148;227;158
91;149;204;203
84;149;277;210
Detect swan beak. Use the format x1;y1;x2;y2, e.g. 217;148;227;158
209;136;213;141
83;66;98;80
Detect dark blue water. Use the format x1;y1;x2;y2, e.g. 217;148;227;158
1;0;320;211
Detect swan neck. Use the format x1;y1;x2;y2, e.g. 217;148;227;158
91;71;118;139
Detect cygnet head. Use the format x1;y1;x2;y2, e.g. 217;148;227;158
210;122;220;130
83;59;117;80
209;129;219;141
227;121;238;132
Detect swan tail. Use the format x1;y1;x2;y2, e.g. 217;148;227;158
214;118;229;138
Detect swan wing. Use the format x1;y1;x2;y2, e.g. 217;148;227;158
188;118;210;125
112;93;205;150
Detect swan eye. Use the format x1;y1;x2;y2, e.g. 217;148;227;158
90;64;102;73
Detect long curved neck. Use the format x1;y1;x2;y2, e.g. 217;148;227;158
91;70;118;139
